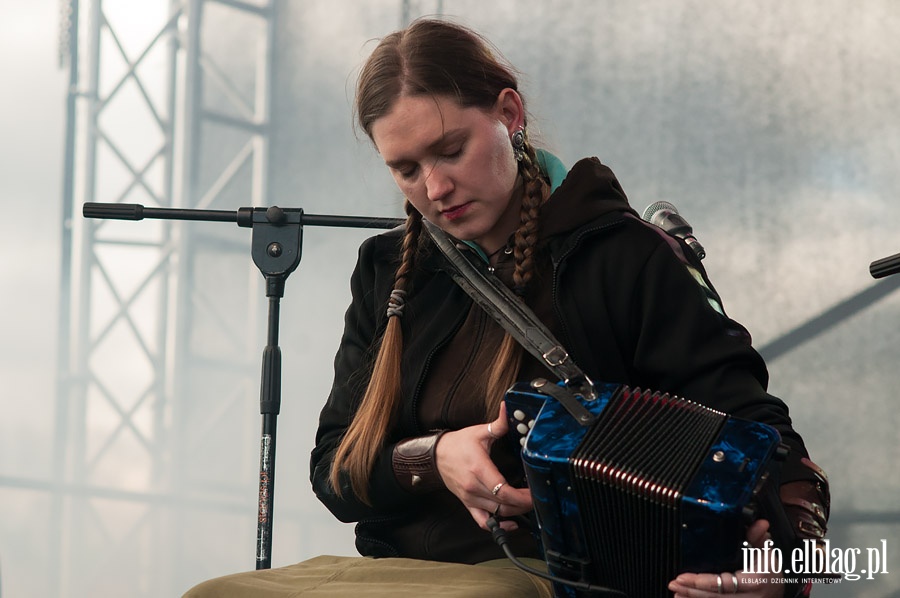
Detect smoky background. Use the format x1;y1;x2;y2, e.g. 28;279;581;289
1;1;898;596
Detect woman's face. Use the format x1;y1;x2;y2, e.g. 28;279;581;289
370;90;524;255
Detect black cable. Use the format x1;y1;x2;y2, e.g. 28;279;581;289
485;517;628;597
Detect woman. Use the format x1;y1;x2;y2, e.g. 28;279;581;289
186;18;829;598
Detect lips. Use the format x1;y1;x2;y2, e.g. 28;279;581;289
440;201;472;221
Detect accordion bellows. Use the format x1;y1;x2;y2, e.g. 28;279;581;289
505;380;786;598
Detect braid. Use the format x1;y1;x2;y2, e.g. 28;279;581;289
512;133;546;293
329;201;423;503
484;134;548;418
396;200;423;291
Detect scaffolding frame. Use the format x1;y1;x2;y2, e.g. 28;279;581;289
52;0;276;595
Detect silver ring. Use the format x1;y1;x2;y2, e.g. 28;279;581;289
716;574;723;594
487;422;500;439
491;482;505;495
731;573;739;593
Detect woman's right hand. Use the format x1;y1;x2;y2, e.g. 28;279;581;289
668;520;786;598
434;402;533;532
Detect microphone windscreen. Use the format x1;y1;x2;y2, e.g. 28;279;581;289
641;200;677;223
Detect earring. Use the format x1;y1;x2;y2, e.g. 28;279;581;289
511;128;526;162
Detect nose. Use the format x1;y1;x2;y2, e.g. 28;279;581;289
424;162;453;202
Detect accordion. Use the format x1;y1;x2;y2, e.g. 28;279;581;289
504;379;790;598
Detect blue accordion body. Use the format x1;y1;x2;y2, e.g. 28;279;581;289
504;380;784;598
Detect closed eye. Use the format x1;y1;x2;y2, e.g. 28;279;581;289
397;165;419;179
442;144;464;160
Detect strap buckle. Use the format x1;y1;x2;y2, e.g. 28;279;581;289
542;346;569;367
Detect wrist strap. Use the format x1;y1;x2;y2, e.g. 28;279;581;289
392;431;448;493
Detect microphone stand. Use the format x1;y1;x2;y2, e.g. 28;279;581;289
870;251;900;279
82;202;403;569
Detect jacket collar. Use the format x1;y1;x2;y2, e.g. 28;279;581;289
538;156;637;241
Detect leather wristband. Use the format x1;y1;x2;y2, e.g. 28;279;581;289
780;458;831;542
392;430;449;493
778;459;831;598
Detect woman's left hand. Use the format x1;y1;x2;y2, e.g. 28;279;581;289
434;402;533;532
667;520;785;598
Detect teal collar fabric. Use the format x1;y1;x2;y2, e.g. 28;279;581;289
462;150;568;262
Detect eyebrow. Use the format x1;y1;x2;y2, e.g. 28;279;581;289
384;129;466;169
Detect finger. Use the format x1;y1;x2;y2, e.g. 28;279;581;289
498;519;519;532
496;502;533;518
669;572;728;597
487;472;533;506
489;480;507;498
725;572;741;594
470;486;509;515
489;402;510;438
746;518;771;547
486;484;533;521
469;505;489;529
469;505;518;532
492;485;533;510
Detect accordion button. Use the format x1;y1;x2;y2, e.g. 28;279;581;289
513;409;526;421
517;423;529;434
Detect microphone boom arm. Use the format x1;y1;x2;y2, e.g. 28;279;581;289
82;202;403;570
870;251;900;279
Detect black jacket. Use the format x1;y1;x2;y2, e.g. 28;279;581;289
310;157;809;561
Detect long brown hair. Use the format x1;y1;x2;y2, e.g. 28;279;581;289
331;18;548;502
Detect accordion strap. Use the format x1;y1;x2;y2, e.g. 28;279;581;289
421;218;596;406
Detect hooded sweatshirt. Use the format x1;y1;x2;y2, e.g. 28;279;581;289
310;157;809;563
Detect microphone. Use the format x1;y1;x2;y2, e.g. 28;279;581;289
641;200;706;260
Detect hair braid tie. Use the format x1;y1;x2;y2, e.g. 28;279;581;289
386;289;408;318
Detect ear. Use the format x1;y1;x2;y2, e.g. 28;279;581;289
494;88;526;134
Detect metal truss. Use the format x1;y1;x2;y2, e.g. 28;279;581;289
51;0;275;595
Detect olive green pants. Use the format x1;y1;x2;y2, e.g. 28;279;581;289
183;555;554;598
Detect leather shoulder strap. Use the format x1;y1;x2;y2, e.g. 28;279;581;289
421;218;596;407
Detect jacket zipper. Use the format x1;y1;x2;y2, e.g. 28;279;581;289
441;309;488;424
408;294;469;434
